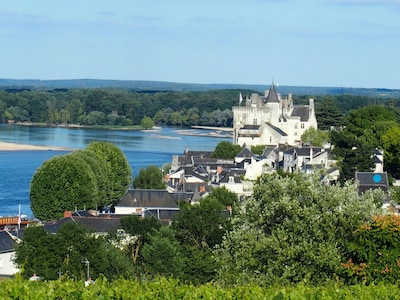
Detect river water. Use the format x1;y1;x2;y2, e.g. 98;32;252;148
0;125;231;217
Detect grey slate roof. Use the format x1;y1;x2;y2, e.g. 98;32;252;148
0;231;15;253
236;147;254;158
284;146;322;157
117;189;190;208
43;216;121;234
265;122;288;136
291;106;310;122
266;84;279;103
355;172;389;194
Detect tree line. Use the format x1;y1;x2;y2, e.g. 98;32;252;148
1;88;398;128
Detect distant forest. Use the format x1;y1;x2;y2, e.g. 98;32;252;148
0;87;399;128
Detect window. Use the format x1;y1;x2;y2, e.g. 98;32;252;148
301;123;305;129
253;118;257;125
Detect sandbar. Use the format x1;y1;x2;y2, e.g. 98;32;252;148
0;141;72;151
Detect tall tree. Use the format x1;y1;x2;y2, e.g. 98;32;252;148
216;173;382;286
30;153;98;220
133;165;165;189
315;97;344;130
86;141;132;204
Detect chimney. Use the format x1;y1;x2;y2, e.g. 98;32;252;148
64;211;72;218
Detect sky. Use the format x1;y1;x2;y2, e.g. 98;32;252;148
1;0;399;89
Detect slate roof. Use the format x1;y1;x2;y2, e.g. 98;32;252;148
284;146;322;156
43;216;121;234
241;125;261;130
265;123;288;136
236;147;254;158
219;174;242;184
291;106;310;122
177;150;216;166
355;172;389;194
266;83;279;103
117;189;190;208
0;231;15;253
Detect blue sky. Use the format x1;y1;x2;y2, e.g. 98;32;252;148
1;0;399;88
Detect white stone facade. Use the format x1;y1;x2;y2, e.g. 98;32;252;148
233;83;317;147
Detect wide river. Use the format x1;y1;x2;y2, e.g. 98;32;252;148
0;125;231;217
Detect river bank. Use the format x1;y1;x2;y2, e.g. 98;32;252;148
0;141;72;151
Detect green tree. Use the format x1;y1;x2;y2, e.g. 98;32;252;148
15;222;133;280
30;153;98;221
119;215;162;265
172;197;231;284
140;116;154;129
301;126;329;147
251;145;265;155
133;165;165;189
86;141;132;204
72;150;112;207
331;130;375;183
343;214;400;284
141;227;184;278
216;173;383;286
381;125;400;178
315;97;344;130
212;141;241;159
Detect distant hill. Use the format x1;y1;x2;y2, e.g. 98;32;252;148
0;78;399;97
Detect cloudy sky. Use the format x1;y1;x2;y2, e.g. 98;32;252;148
1;0;399;88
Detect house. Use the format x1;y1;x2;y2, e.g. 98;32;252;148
0;230;20;278
115;189;193;224
232;82;318;147
43;211;122;235
355;172;389;195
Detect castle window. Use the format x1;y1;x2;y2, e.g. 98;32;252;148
253;118;257;125
301;123;305;129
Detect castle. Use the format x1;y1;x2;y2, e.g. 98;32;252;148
232;83;317;147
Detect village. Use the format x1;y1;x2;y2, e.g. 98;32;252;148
0;83;393;279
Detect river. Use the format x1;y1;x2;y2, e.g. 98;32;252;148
0;125;231;217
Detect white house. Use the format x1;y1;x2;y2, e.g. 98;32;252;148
0;230;20;278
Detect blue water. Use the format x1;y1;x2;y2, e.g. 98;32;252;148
0;125;231;217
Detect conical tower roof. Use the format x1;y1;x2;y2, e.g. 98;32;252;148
266;82;279;103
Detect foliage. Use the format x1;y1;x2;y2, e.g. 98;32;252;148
173;197;228;249
216;172;383;286
172;195;233;285
2;277;400;299
330;105;400;181
30;153;98;220
212;141;241;159
251;144;265;155
119;215;162;265
85;141;132;204
330;130;375;184
72;150;112;207
208;186;238;207
381;125;400;178
343;214;400;285
133;165;166;189
14;222;133;281
141;227;185;278
315;97;344;130
140;116;154;129
0;88;242;127
30;142;131;220
300;126;329;147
